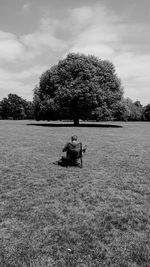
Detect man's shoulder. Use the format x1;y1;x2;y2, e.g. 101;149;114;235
69;141;82;145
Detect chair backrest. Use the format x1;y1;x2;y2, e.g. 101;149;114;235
67;142;82;159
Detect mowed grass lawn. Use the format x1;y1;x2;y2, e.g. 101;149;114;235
0;120;150;267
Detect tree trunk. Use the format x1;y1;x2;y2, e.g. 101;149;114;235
73;117;79;126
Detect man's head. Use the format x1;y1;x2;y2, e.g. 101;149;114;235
71;135;78;142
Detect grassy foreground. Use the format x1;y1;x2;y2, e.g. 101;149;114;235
0;120;150;267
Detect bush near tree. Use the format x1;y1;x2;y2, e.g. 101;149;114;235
111;100;130;121
0;94;34;120
123;98;143;121
143;104;150;121
34;53;124;125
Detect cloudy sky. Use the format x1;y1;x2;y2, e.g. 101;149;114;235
0;0;150;105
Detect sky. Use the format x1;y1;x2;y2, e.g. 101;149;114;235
0;0;150;105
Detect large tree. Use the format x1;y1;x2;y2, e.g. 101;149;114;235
34;53;123;125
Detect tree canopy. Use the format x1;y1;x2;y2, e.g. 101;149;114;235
34;53;124;125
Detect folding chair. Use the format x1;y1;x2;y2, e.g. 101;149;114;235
66;142;83;168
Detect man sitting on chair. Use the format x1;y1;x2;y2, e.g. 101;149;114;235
58;135;87;167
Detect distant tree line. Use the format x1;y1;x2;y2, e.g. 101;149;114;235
0;93;34;120
1;93;150;122
0;53;150;122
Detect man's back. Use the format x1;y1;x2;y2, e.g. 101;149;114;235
66;142;82;160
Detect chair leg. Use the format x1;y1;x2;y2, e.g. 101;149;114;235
80;157;83;168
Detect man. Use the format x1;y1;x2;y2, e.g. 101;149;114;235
58;135;87;167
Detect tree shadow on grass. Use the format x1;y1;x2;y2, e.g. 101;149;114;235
27;123;123;128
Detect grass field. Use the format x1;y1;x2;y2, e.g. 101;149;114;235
0;120;150;267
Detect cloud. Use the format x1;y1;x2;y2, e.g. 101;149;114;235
69;6;93;29
64;5;150;104
69;44;114;59
114;52;150;102
0;17;67;100
21;31;66;56
0;17;67;65
0;65;48;100
0;65;47;81
0;31;24;62
22;2;31;12
114;53;150;79
21;17;67;55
